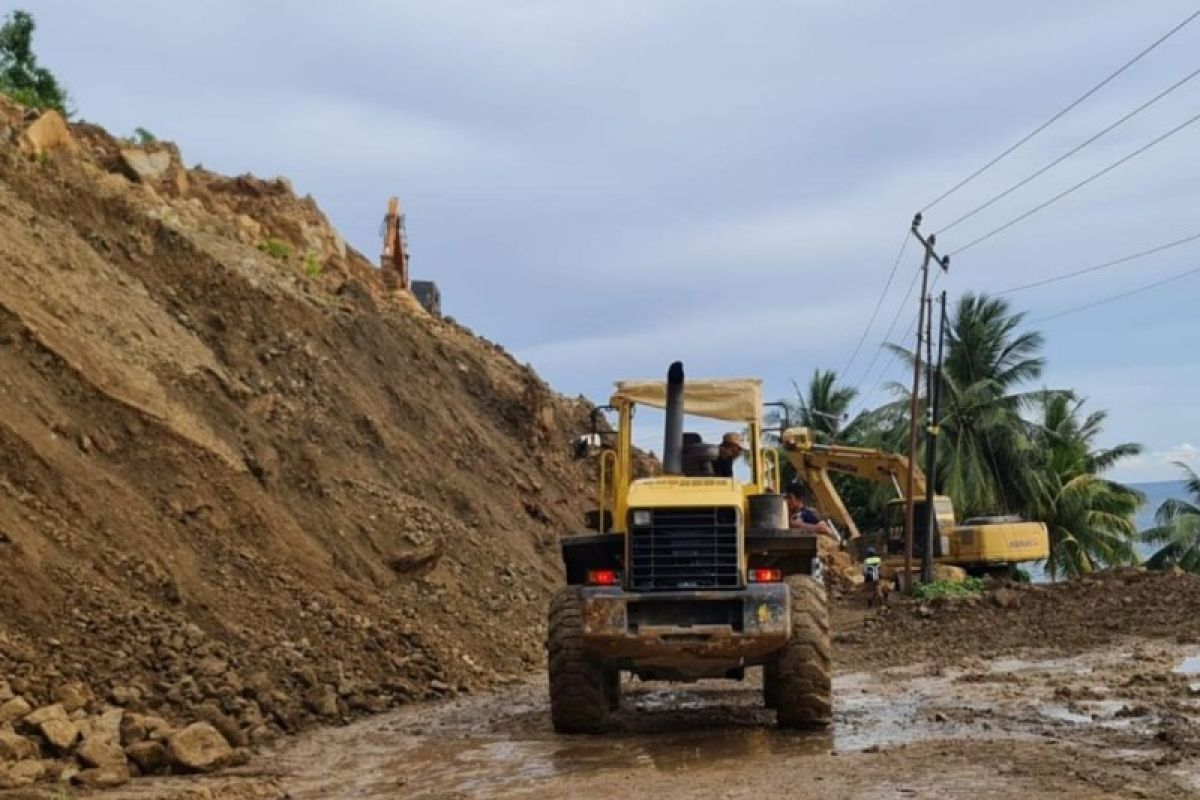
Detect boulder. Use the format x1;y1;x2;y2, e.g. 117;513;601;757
110;685;142;706
305;685;340;718
0;696;32;724
119;148;172;181
0;759;47;789
166;722;232;772
0;680;12;702
932;563;969;584
991;588;1021;609
22;703;68;727
17;110;74;156
54;681;92;713
0;730;38;761
126;740;167;773
40;718;80;752
77;734;127;768
72;764;131;789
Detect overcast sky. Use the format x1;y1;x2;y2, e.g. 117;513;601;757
20;0;1199;483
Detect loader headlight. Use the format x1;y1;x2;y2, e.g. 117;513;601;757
631;510;652;527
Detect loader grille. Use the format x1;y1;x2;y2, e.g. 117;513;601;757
629;507;740;591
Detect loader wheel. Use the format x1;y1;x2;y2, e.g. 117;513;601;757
548;588;610;733
771;575;832;729
762;662;779;709
606;668;622;711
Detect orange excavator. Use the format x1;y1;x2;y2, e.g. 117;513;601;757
779;427;1049;574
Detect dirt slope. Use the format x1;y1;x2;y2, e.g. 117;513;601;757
0;99;592;782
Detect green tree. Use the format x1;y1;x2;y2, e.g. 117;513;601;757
885;293;1045;518
784;368;857;442
0;10;70;114
1141;463;1200;572
1028;392;1143;579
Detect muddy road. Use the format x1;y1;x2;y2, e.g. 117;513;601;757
86;635;1200;800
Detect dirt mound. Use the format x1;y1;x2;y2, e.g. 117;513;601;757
0;100;592;786
836;568;1200;671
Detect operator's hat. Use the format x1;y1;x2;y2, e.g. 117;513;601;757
720;432;748;451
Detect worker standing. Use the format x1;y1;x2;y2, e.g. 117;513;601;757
863;547;886;608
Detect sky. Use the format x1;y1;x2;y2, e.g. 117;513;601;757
17;0;1199;483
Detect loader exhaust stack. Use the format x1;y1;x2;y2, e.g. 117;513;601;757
663;361;685;475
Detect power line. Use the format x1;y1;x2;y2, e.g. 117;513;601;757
860;308;923;405
998;230;1200;294
853;261;922;393
950;107;1200;256
938;65;1200;235
1033;262;1200;322
920;7;1200;212
842;232;910;384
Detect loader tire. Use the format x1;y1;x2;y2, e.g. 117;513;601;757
772;574;832;729
762;662;779;709
548;588;610;733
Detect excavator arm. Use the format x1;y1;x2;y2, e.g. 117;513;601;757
779;427;927;540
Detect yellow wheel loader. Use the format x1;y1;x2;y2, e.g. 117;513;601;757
779;427;1049;575
550;362;830;733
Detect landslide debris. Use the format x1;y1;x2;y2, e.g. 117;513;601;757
837;568;1200;671
0;100;592;787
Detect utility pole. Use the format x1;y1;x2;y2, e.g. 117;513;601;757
905;214;949;590
921;293;935;584
924;291;949;581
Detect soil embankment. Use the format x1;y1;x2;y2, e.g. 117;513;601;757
0;101;592;789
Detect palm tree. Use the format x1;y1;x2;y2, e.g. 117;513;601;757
1141;463;1200;572
1029;392;1143;579
785;368;857;442
884;292;1045;518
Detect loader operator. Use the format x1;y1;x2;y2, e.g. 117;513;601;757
785;482;835;540
713;432;747;478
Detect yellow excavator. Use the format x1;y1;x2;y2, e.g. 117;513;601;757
779;427;1049;574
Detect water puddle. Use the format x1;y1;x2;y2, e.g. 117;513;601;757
1174;655;1200;675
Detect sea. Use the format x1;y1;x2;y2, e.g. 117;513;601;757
1025;479;1189;582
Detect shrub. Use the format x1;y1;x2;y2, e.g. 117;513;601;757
0;10;71;115
258;238;292;261
131;127;156;146
303;250;322;279
914;577;985;601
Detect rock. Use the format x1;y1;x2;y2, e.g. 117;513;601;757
77;734;128;768
109;685;142;706
305;685;340;718
0;680;11;702
0;759;47;789
429;679;450;693
18;110;74;156
0;696;32;724
194;703;247;748
917;605;934;619
23;703;68;727
119;148;172;182
126;740;167;773
931;564;969;584
992;588;1021;609
40;717;80;752
72;764;131;788
166;722;232;772
54;681;92;713
0;730;38;761
196;655;229;677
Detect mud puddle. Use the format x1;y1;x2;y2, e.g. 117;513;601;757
94;641;1200;800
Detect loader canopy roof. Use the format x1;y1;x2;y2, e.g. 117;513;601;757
611;378;763;424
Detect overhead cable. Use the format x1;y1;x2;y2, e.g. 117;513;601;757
920;7;1200;212
938;65;1200;235
950;108;1200;256
842;232;910;384
999;231;1200;294
1033;263;1200;322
